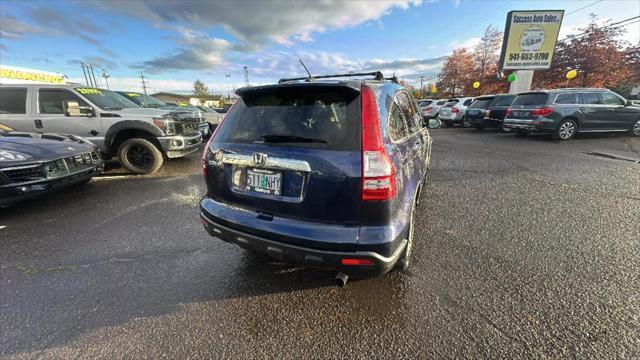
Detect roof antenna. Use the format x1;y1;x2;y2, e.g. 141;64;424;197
298;58;313;81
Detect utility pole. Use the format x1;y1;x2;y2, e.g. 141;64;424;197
102;69;110;90
243;66;249;87
140;71;149;95
81;63;90;86
420;76;425;98
89;64;98;88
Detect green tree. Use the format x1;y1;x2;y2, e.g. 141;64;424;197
193;79;209;99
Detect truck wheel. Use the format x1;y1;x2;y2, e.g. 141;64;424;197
396;199;416;272
552;119;577;140
118;138;164;174
462;116;472;128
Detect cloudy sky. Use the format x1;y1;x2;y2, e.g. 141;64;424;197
0;0;638;94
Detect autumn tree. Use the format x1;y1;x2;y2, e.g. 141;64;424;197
533;20;635;91
436;48;475;96
473;26;502;84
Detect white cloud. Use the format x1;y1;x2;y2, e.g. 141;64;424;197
98;0;423;48
449;37;481;50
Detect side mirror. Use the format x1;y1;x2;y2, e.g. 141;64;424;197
63;100;93;117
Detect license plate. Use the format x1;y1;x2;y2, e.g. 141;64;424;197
246;168;282;195
515;111;528;117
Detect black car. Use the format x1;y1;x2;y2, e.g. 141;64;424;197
467;94;517;132
503;88;640;140
0;124;103;207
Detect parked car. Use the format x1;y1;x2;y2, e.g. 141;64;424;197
199;72;432;283
438;97;475;127
0;84;205;174
467;94;517;132
116;91;210;137
196;106;223;134
503;88;640;140
421;99;447;119
0;123;103;207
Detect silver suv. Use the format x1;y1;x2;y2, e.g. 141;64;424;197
0;84;207;173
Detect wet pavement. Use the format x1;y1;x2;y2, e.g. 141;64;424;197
1;129;639;359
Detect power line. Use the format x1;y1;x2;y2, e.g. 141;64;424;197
565;0;603;16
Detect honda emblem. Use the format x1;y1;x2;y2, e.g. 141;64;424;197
252;153;267;166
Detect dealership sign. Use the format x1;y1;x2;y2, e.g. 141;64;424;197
499;10;564;70
0;65;66;84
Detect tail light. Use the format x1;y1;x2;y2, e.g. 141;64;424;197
361;85;396;201
531;107;553;116
452;107;460;113
506;108;513;116
425;107;433;111
202;102;236;176
341;258;374;266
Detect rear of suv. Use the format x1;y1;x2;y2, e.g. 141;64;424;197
467;94;516;132
438;97;474;127
503;88;640;140
199;72;432;279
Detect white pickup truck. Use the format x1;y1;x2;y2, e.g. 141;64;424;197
0;84;207;174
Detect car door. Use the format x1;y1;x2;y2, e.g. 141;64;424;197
602;91;635;130
0;86;36;131
396;91;425;189
36;87;104;140
578;92;607;130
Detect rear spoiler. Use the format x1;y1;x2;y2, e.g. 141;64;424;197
278;71;385;84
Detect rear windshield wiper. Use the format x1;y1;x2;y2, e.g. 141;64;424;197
260;134;329;144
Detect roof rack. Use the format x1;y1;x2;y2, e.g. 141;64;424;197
278;71;389;84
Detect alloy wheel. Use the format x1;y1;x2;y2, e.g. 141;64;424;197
559;121;576;140
633;120;640;136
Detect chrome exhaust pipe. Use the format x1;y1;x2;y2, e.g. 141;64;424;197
335;272;349;287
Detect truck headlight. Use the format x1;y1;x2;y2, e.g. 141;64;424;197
153;117;178;135
0;150;32;162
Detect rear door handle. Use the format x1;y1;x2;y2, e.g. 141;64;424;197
34;119;43;129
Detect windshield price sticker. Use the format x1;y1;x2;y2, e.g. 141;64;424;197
76;88;102;95
499;10;564;70
127;93;140;97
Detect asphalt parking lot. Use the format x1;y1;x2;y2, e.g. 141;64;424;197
1;129;639;359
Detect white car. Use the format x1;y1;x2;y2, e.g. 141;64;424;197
421;99;448;119
438;97;475;127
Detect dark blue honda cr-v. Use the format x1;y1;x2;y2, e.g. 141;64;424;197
199;72;431;282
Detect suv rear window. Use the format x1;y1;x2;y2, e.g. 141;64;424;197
214;87;360;150
492;95;516;107
419;100;433;107
511;93;548;106
469;98;493;108
0;88;27;114
444;100;459;107
554;93;578;104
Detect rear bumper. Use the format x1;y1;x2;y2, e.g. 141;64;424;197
503;118;556;133
199;197;405;277
469;117;502;127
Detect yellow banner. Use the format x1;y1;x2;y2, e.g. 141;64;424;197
500;10;564;70
0;68;65;84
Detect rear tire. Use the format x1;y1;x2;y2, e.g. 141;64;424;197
552;119;577;140
631;119;640;136
499;124;513;133
118;138;164;174
396;199;416;272
462;116;471;128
